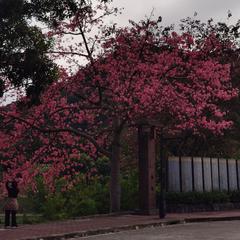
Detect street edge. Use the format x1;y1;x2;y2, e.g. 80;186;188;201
22;215;240;240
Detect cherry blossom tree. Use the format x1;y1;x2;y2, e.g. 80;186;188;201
169;16;240;156
0;19;238;212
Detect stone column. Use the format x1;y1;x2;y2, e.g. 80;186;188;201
138;124;156;215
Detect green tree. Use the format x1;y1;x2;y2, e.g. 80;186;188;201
0;0;58;103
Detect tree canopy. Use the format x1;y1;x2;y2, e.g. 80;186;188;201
168;17;240;157
0;19;237;191
1;2;240;212
0;0;58;102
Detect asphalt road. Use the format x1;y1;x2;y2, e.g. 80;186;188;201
76;220;240;240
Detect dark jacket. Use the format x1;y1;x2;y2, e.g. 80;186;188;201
6;181;19;198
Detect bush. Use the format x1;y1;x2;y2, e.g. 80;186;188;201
41;194;68;220
73;198;97;216
24;169;140;220
19;176;48;214
166;191;230;205
229;191;240;203
121;170;139;210
63;181;109;217
92;183;110;214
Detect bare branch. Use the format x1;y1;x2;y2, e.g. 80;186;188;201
46;51;89;58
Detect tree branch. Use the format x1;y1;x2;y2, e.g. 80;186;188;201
46;51;89;58
0;112;111;157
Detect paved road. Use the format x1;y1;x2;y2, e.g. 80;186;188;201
76;220;240;240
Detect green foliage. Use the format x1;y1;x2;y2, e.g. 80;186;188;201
229;191;240;203
121;170;139;210
20;177;48;213
92;183;110;213
12;171;240;222
0;0;58;101
17;155;112;221
41;193;68;220
69;198;97;217
15;160;139;221
26;0;80;25
95;156;110;183
19;169;139;220
63;180;109;217
166;191;230;205
26;0;113;27
35;175;110;219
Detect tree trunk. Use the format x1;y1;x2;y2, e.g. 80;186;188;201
110;118;122;212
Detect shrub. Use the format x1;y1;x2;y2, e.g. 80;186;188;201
73;198;97;216
92;183;110;214
229;191;240;203
121;170;139;210
41;194;68;220
166;191;230;205
20;176;48;214
63;178;110;217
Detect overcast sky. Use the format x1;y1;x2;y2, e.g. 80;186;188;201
110;0;240;27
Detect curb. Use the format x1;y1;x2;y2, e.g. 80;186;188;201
21;215;240;240
184;215;240;223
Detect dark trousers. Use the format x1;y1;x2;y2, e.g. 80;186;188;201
5;210;17;227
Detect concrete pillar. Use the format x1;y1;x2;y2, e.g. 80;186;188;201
138;125;156;214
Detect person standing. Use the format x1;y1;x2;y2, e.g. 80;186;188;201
4;180;19;228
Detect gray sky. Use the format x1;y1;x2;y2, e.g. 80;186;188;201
110;0;240;27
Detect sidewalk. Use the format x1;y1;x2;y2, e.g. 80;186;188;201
1;210;240;240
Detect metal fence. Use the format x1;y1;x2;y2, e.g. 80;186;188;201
168;156;240;192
